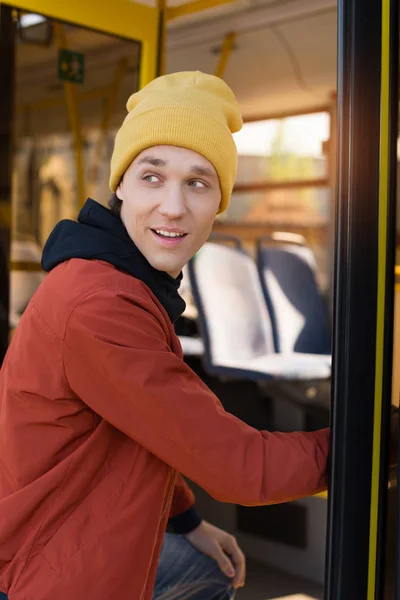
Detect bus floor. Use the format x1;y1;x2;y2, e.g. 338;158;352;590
236;558;323;600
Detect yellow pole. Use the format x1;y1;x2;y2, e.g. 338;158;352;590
157;0;167;76
215;32;236;79
53;22;86;209
89;58;129;196
367;0;391;595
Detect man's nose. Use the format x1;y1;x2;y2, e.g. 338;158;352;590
158;185;186;219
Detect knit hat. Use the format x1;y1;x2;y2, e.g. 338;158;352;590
109;71;242;214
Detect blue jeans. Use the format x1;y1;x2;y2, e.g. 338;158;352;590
0;533;234;600
154;533;235;599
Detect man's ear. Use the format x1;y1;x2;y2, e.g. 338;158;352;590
116;181;124;201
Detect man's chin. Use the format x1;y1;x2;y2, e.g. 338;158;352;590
148;258;183;278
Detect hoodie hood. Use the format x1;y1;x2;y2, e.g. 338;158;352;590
41;198;186;323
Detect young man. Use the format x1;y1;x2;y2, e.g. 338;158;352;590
0;71;329;600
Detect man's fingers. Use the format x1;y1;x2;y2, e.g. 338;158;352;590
220;535;246;588
229;542;246;588
213;544;236;579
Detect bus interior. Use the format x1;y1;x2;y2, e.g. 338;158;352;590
0;0;399;598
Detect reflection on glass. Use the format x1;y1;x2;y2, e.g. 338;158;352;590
11;15;140;328
16;12;51;46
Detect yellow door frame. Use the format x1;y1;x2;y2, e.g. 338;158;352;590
3;0;160;88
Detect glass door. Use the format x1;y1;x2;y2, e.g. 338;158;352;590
325;0;399;598
0;0;159;356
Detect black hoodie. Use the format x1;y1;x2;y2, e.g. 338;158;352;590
41;198;186;323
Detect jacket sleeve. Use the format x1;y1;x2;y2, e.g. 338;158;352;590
168;475;202;534
63;288;329;506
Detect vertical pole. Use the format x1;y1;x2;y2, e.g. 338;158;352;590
54;21;86;210
0;4;15;363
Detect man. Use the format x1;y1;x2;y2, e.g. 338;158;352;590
0;71;329;600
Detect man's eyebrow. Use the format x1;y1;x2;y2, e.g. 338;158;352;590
137;156;167;167
189;165;217;178
136;157;216;178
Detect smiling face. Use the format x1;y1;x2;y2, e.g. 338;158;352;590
116;145;222;278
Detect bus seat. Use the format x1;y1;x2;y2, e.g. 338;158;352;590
179;336;204;356
177;264;203;357
256;236;331;357
188;242;331;382
209;232;243;248
176;237;242;359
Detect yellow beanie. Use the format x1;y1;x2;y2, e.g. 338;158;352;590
109;71;243;214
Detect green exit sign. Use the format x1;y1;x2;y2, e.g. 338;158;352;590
58;49;85;84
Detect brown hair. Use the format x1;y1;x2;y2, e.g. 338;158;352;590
108;193;122;215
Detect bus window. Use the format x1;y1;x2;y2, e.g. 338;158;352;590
10;12;141;330
214;112;332;293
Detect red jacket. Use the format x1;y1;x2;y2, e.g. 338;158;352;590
0;258;329;600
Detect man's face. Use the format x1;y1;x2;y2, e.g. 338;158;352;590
117;145;222;278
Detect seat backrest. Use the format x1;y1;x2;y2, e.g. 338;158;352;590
208;232;243;249
256;241;331;355
188;243;275;367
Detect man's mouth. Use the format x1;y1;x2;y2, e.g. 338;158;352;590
152;229;187;239
150;228;188;246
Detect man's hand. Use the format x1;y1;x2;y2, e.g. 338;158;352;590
185;520;246;589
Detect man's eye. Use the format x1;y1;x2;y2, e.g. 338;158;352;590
143;175;160;183
189;180;207;188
